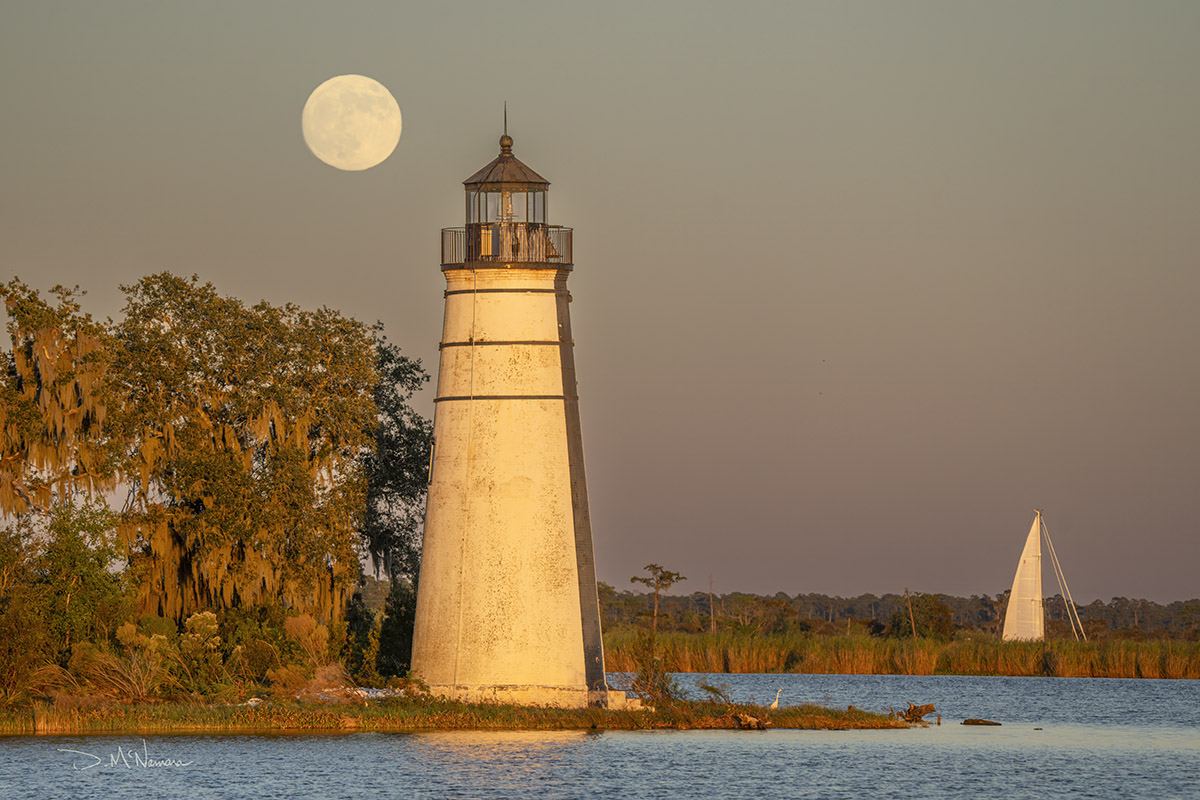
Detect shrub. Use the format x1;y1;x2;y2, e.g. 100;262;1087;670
172;612;229;696
0;594;52;706
378;582;417;676
68;636;170;701
266;664;308;699
619;631;681;705
229;638;280;684
283;614;329;667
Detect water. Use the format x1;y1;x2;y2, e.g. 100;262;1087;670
3;674;1197;799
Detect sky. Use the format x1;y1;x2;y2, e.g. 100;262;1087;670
3;1;1197;603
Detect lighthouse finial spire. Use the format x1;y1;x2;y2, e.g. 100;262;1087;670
499;103;513;155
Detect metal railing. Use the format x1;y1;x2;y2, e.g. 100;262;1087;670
441;224;573;267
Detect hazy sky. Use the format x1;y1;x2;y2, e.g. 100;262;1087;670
3;1;1197;602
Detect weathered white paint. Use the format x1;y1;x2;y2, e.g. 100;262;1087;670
411;267;594;707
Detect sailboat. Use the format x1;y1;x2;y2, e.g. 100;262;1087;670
1001;510;1087;642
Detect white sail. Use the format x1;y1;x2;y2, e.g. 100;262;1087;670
1002;513;1044;641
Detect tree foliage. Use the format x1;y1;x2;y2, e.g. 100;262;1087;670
0;500;134;703
378;581;418;676
0;516;49;704
352;336;430;677
110;274;379;621
0;281;118;515
631;563;686;634
883;592;955;640
0;272;434;702
360;336;432;584
35;501;132;657
3;273;431;626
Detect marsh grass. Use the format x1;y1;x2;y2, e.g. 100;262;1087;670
0;693;902;736
603;632;1200;679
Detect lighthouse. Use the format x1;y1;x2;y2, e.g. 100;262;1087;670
410;131;608;707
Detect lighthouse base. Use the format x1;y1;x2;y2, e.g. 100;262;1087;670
422;684;645;711
424;683;590;708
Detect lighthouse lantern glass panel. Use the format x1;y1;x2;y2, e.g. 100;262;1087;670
467;190;480;224
503;191;526;222
467;190;546;225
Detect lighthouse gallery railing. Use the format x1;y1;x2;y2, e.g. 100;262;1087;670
441;224;573;267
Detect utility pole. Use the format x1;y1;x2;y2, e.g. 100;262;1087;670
709;575;715;634
905;588;918;639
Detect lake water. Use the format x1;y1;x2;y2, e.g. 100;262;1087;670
3;673;1197;799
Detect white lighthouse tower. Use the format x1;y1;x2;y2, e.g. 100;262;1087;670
410;130;607;707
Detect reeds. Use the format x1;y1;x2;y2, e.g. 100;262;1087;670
603;631;1200;679
0;693;902;736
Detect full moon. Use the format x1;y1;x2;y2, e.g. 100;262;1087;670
302;75;402;171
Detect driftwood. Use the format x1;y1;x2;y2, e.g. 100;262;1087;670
962;718;1001;726
730;712;770;730
898;702;936;723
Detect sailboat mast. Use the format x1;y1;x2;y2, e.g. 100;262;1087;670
1042;513;1088;642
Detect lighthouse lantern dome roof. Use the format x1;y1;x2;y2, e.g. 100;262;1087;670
463;134;550;191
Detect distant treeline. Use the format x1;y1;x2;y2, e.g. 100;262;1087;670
599;584;1200;641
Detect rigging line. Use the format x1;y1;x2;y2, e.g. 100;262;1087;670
1042;516;1078;641
1046;521;1086;642
1039;514;1070;638
1046;534;1084;642
1041;522;1070;642
1060;540;1088;642
451;269;479;697
1043;517;1086;641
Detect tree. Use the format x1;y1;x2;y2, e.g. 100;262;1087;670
0;499;132;695
110;273;378;622
884;592;955;640
360;335;431;585
356;335;431;676
377;581;418;676
0;280;119;516
631;563;686;634
5;274;435;628
32;501;132;659
623;565;686;705
0;515;50;705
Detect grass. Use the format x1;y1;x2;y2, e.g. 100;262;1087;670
603;632;1200;679
0;693;904;736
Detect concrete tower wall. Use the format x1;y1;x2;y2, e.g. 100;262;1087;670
411;267;601;707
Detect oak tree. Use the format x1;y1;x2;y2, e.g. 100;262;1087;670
111;274;377;622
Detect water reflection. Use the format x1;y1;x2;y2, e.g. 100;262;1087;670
346;730;597;800
406;728;594;753
404;730;594;792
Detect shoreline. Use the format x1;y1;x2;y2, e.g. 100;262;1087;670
1;697;906;737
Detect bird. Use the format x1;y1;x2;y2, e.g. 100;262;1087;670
769;688;782;710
